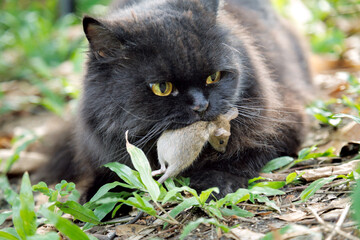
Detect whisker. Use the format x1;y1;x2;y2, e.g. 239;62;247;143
109;96;163;122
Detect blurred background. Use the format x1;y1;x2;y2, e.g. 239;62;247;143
0;0;359;119
0;0;359;166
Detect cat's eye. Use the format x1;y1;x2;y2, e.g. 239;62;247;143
206;71;221;85
150;82;173;96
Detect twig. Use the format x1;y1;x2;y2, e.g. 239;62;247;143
151;225;180;237
281;227;322;239
329;179;351;188
100;216;134;225
325;204;351;240
154;202;179;225
308;207;360;240
237;203;274;210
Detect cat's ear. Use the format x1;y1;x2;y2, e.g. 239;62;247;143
199;0;221;13
83;16;121;57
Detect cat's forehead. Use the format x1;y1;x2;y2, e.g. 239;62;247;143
107;7;226;80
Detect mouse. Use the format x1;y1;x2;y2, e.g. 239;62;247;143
153;107;238;183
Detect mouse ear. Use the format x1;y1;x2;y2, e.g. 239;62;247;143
224;107;239;121
214;128;230;137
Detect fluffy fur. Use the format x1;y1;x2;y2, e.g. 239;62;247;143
45;0;313;200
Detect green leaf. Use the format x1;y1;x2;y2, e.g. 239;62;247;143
179;218;230;240
169;197;199;220
0;211;12;226
286;172;298;184
256;195;280;212
262;156;294;173
125;132;160;201
55;181;76;197
249;186;285;196
0;228;20;240
352;180;360;226
83;202;117;231
216;189;250;207
199;187;219;205
0;175;18;206
299;175;337;202
38;207;90;240
120;196;157;216
55;201;100;224
4;134;37;174
205;205;224;219
27;232;60;240
13;172;36;239
333;113;360;124
32;182;50;196
162;187;186;204
251;181;285;189
220;205;254;218
297;147;336;161
0;230;19;240
88;181;127;203
163;186;199;205
248;176;266;184
298;146;317;160
163;178;176;190
104;162;144;190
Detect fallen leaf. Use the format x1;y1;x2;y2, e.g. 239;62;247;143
115;224;155;240
296;160;360;181
321;209;343;222
0;135;12;149
36;224;57;235
259;173;288;181
277;210;308;222
229;227;265;240
318;121;360;156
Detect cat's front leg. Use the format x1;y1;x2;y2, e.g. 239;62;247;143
183;147;278;198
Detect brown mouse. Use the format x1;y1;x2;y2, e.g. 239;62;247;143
152;107;238;183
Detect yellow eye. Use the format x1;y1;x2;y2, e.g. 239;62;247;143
206;71;221;85
150;82;173;96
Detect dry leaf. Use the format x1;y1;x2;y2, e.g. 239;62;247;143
277;210;308;222
297;160;360;181
318;121;360;155
229;227;265;240
36;224;57;235
115;224;155;240
0;135;12;149
321;209;343;222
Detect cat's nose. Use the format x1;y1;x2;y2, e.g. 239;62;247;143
192;101;209;113
188;88;209;113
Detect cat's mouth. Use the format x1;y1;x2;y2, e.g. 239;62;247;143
167;113;219;130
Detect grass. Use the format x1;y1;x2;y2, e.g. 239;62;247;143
1;116;360;239
2;131;358;239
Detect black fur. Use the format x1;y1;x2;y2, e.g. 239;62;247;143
46;0;313;200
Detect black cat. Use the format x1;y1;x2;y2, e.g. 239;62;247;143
45;0;314;201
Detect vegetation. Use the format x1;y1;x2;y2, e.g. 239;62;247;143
0;0;359;239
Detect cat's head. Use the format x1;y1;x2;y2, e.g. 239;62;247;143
81;0;242;142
